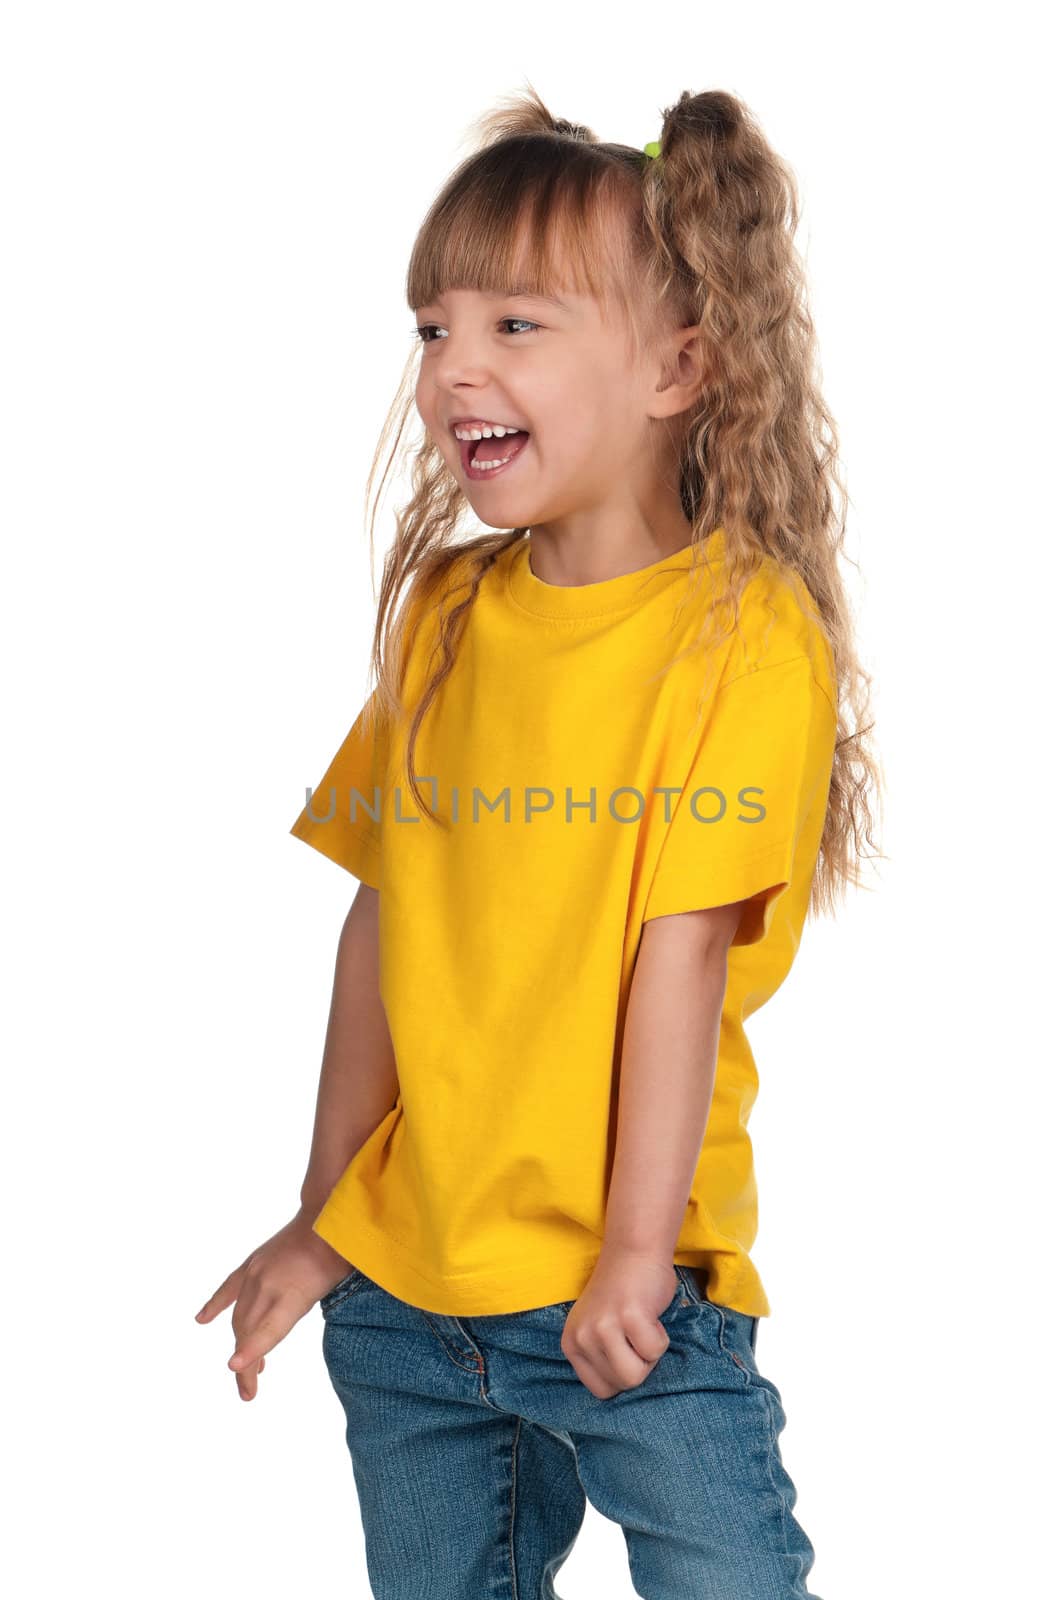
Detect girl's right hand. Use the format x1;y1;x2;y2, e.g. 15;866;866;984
194;1210;355;1401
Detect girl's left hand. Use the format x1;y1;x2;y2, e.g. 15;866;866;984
559;1244;677;1398
194;1211;355;1401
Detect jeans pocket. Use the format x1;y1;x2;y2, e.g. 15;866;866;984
319;1265;366;1315
676;1264;710;1301
708;1298;761;1382
657;1265;697;1322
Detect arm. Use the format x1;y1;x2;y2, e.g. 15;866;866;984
561;899;745;1399
602;900;744;1264
298;880;399;1221
196;879;399;1402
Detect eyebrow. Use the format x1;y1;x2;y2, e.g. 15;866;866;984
426;286;573;313
503;285;571;310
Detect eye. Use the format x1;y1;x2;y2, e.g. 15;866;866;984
411;317;542;344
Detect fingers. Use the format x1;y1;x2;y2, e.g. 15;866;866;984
234;1354;266;1401
194;1280;268;1399
195;1245;315;1401
622;1317;671;1367
194;1264;246;1324
563;1346;617;1400
562;1317;669;1399
228;1303;292;1377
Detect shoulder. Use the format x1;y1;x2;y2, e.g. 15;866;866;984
721;554;837;710
396;549;469;655
390;541;501;701
404;540;503;627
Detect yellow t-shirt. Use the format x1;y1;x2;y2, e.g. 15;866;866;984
290;527;837;1317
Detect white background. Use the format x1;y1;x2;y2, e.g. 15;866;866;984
4;3;1058;1595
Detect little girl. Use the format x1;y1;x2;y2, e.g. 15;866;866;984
197;84;880;1600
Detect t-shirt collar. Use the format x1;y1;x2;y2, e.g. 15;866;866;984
505;527;726;620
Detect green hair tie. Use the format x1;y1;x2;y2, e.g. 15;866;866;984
643;140;661;159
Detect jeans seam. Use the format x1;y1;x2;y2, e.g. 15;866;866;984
756;1384;797;1568
674;1264;701;1305
419;1312;486;1376
508;1417;521;1600
706;1294;751;1382
319;1267;366;1315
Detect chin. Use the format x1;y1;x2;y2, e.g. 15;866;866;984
471;508;527;531
463;491;542;528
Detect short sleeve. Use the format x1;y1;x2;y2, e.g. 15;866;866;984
642;655;836;946
289;688;388;889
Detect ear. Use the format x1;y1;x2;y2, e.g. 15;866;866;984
651;323;709;420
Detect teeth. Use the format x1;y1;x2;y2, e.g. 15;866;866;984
454;422;522;440
471;443;525;470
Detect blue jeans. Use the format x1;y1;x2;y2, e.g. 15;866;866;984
320;1261;821;1599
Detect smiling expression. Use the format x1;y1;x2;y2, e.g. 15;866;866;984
413;279;683;527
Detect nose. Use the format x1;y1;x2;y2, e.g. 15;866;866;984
429;330;497;394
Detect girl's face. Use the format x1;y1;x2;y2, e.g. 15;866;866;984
412;278;702;544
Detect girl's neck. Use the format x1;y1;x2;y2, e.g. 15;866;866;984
523;519;693;589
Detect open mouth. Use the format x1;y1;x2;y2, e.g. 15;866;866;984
458;430;531;482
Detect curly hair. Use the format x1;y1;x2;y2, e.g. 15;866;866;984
360;81;883;921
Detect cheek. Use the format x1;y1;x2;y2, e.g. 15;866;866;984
543;373;617;458
413;394;448;454
558;416;613;465
413;369;440;426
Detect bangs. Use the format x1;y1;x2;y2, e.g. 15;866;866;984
405;136;654;352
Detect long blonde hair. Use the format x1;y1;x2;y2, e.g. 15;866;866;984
363;83;883;920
